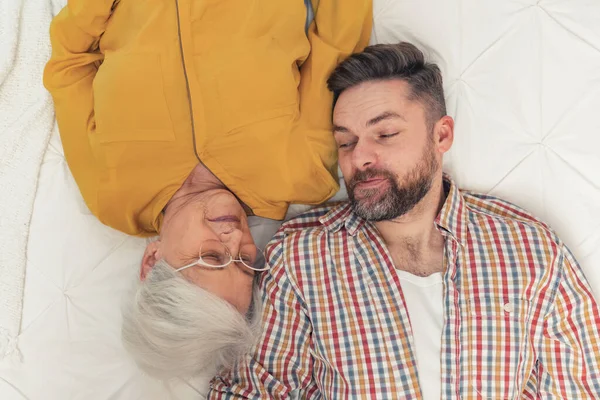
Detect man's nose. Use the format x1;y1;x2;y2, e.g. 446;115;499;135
352;140;377;171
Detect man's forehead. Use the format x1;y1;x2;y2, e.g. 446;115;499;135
333;82;412;126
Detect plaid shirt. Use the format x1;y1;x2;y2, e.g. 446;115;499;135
209;176;600;399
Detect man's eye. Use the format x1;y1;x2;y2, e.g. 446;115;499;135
338;142;356;149
379;132;399;139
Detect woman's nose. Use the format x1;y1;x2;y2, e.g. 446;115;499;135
219;229;243;254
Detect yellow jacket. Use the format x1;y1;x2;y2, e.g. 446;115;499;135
44;0;371;236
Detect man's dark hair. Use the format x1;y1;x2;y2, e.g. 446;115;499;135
327;42;446;127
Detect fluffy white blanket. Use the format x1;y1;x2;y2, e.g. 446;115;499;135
0;0;63;359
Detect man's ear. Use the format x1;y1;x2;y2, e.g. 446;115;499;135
141;240;161;280
434;115;454;154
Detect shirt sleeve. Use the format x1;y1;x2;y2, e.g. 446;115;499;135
289;0;372;197
43;0;116;213
537;245;600;397
208;231;317;399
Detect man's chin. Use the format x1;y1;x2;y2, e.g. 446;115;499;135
351;188;386;206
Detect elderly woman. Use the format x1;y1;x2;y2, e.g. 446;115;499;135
44;0;371;380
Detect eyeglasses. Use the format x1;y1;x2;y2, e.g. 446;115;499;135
174;239;268;273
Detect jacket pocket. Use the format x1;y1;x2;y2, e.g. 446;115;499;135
212;36;298;134
93;52;175;143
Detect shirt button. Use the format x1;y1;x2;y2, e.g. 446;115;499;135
503;302;514;313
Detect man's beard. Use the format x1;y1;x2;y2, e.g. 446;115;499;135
346;141;439;222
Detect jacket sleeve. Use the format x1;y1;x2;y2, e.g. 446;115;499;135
43;0;116;213
208;231;317;399
537;246;600;397
292;0;372;187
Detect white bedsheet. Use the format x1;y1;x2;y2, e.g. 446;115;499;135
1;0;599;399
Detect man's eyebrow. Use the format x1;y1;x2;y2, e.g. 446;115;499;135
366;111;406;127
332;124;350;134
333;111;406;134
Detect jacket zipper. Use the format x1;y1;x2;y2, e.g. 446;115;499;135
174;0;201;164
172;0;254;216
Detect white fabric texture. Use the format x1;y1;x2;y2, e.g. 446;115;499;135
0;0;61;359
397;271;444;400
1;0;600;398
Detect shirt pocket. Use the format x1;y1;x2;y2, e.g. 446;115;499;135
93;53;175;143
464;296;533;400
212;36;298;134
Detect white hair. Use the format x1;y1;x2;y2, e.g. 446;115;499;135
121;260;261;380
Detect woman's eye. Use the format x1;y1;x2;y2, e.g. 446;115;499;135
201;252;223;264
240;254;254;264
338;142;356;149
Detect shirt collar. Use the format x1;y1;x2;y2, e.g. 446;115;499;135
435;174;469;247
319;174;469;245
318;202;360;234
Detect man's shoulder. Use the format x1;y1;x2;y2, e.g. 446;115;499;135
263;203;347;279
284;202;349;231
462;190;562;245
266;202;347;247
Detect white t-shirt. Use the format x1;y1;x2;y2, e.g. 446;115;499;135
397;270;444;400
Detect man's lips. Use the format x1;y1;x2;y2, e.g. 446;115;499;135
354;178;387;189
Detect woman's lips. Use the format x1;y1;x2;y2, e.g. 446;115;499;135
208;215;241;223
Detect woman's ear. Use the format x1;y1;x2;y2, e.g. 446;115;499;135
140;240;161;280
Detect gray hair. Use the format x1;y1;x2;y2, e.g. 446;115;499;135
327;42;446;127
121;260;261;380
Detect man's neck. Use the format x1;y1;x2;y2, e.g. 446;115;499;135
374;176;447;276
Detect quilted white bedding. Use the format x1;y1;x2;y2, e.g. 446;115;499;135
1;0;599;399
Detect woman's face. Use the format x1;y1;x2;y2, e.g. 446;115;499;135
141;189;257;314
